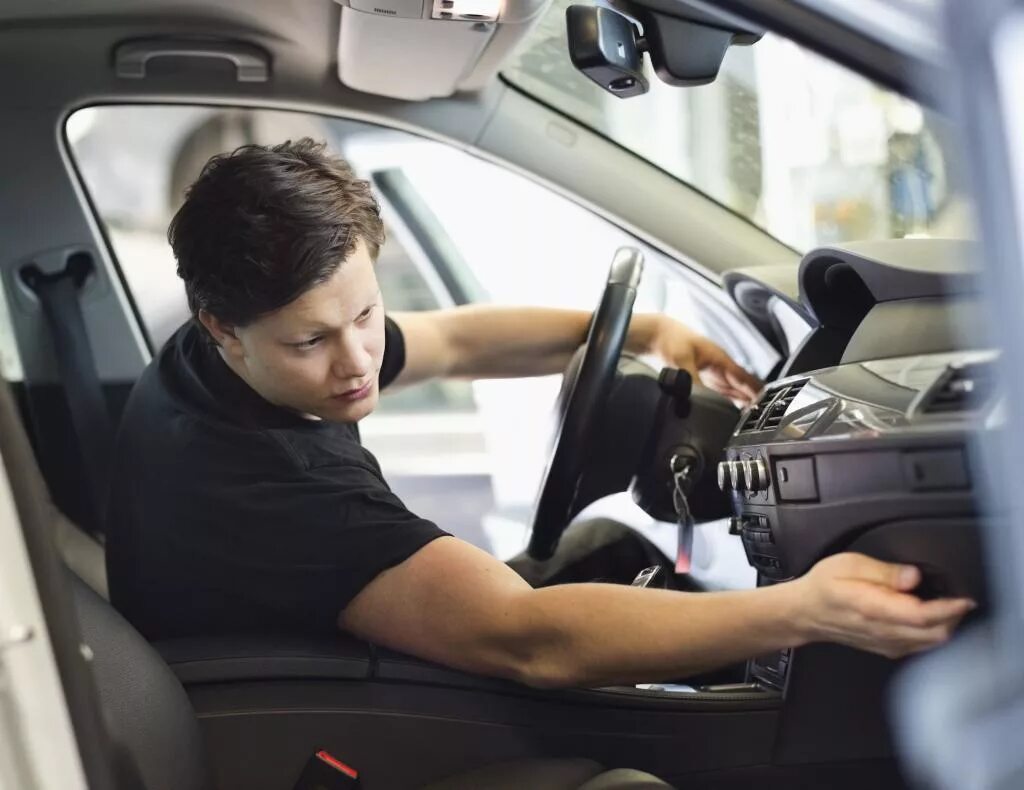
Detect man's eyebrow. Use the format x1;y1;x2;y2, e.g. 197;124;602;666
293;321;337;335
350;290;382;316
290;291;382;335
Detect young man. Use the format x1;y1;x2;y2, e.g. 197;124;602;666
106;139;974;689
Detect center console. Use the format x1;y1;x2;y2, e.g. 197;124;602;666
718;353;993;692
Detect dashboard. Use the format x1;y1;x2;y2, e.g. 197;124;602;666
720;238;994;693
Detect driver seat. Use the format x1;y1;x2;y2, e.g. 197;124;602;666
1;373;672;789
74;536;671;790
72;570;672;789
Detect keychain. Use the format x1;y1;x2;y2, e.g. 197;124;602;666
670;453;696;574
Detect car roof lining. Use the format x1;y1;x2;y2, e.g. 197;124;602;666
0;0;796;283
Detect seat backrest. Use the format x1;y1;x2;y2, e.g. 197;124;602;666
3;373;206;790
71;572;210;790
3;375;108;597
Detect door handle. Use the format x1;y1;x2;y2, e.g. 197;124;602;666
114;38;270;82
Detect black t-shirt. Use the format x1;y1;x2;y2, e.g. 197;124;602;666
105;317;447;641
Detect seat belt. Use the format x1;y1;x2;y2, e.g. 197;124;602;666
21;255;112;538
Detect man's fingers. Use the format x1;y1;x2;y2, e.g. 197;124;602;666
700;373;751;402
724;365;762;400
708;345;761;396
862;622;958;657
699;364;760;404
854;583;976;627
827;552;920;590
808;553;975;658
693;340;761;399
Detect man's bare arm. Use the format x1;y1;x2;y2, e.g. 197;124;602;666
389;307;760;401
340;537;974;689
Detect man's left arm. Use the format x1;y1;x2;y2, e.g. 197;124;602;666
389;306;761;402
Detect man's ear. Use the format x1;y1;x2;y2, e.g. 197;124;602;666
197;309;243;354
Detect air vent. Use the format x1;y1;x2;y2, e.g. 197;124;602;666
758;380;808;431
737;380;807;434
737;401;765;433
923;362;995;414
373;7;398;13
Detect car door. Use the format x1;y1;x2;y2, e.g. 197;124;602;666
69;103;775;586
338;131;774;578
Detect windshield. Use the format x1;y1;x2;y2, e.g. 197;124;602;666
503;0;970;251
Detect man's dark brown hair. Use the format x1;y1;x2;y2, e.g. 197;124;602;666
169;138;384;328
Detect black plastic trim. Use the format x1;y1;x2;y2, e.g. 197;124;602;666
159;633;783;712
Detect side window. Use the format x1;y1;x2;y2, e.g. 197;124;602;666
342;136;760;363
66;105;485;546
66;106;472;419
67;105;769;561
339;133;772;559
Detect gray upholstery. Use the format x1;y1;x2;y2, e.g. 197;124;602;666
423;759;672;789
73;571;676;790
71;572;210;790
55;507;108;598
423;758;605;789
4;372;674;790
578;768;676;790
0;370;108;597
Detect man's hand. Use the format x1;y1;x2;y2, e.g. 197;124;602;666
639;315;762;403
787;553;976;659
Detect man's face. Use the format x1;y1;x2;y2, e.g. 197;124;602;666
215;240;387;423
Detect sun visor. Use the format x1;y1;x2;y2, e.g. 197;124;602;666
336;0;547;100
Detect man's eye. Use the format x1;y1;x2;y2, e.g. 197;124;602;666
293;336;323;350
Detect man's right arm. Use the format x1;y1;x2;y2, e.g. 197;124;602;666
339;537;975;689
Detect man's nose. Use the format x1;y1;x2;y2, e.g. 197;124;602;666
331;337;371;380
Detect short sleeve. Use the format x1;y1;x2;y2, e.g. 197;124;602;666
379;315;406;390
226;459;449;633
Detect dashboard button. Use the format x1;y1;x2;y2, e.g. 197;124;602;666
904;449;968;491
775;457;818;501
743;458;768;491
730;460;746;491
717;461;731;491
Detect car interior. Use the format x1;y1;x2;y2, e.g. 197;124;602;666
0;0;995;788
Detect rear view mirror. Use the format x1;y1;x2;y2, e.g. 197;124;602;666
566;5;649;98
565;1;764;98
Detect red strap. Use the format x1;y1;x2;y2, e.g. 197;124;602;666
316;750;359;780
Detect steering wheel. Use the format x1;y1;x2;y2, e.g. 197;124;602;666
528;247;644;560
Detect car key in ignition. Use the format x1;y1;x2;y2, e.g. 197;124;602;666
670;452;697;574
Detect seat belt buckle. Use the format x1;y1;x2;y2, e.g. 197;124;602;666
293;750;361;789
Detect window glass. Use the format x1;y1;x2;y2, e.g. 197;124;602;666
67;105;766;579
503;0;970;250
66;106;472;416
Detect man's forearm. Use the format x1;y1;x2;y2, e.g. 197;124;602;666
343;538;967;691
342;537;807;689
435;306;662;379
512;581;807;688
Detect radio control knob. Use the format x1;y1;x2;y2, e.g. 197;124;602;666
744;458;768;491
730;460;746;491
717;461;731;491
